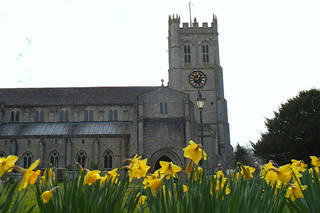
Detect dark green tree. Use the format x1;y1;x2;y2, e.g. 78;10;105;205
234;143;255;166
252;89;320;165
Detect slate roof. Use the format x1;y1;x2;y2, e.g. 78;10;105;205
0;122;131;137
0;87;159;106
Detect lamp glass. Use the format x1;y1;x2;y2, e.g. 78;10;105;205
196;98;205;110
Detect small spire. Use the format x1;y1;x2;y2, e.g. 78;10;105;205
161;79;164;87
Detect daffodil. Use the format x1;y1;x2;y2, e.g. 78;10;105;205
143;174;158;188
192;166;203;182
310;156;320;167
123;155;150;181
40;186;60;204
136;193;147;209
238;163;255;180
13;159;40;191
183;184;189;192
183;140;207;165
185;160;194;177
291;159;307;172
158;161;182;179
0;155;19;177
260;161;275;177
41;168;55;186
212;171;230;198
308;167;320;182
29;169;41;185
265;164;292;187
83;170;101;186
149;178;163;194
285;182;307;201
100;168;119;185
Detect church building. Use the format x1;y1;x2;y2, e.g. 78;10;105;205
0;15;233;171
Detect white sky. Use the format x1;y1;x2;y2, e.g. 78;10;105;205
0;0;319;148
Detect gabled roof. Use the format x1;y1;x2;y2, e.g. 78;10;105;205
0;87;159;106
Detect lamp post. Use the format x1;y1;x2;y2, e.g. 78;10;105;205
196;90;205;148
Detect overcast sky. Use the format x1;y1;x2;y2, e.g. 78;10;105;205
0;0;319;148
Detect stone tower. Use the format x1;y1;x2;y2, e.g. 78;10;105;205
168;14;234;168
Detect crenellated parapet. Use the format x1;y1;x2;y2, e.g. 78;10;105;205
168;14;180;23
169;14;218;34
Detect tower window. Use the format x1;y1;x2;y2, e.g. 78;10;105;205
184;45;191;63
202;44;209;63
160;103;168;114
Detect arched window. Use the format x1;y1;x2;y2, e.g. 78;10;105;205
22;152;32;168
60;111;64;121
108;110;113;121
184;44;191;63
34;111;39;122
202;44;209;63
15;111;20;121
77;151;86;168
40;111;44;122
10;111;15;121
98;111;104;121
0;151;6;157
84;110;89;121
113;110;118;121
89;111;94;121
65;111;69;121
49;151;59;168
104;151;113;169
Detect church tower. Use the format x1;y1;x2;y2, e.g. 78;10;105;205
168;14;233;168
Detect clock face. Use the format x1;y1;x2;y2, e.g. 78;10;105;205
189;71;207;88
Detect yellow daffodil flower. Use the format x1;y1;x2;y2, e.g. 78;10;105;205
238;163;255;180
193;166;203;182
83;170;101;186
183;140;207;165
260;161;275;177
291;159;307;172
211;172;230;198
123;155;150;181
136;193;147;208
265;164;292;187
158;161;182;179
183;184;189;192
310;156;320;167
13;159;40;191
41;168;55;186
149;178;163;194
29;169;41;185
0;155;19;178
308;167;320;182
185;160;194;177
100;168;119;185
285;182;307;201
40;186;60;204
143;174;158;188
